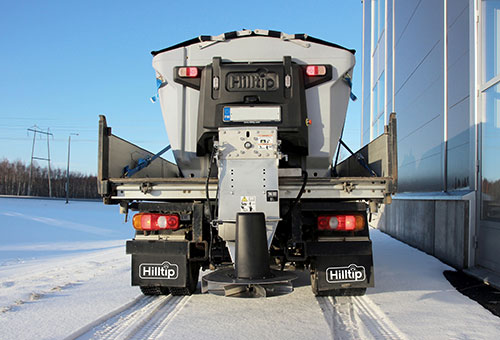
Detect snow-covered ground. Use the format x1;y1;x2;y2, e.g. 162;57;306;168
1;197;499;339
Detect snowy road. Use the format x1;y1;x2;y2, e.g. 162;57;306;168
68;295;190;340
69;279;407;340
1;198;500;339
318;295;407;339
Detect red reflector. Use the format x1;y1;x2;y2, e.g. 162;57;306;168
318;216;330;230
166;216;179;229
178;67;199;78
317;215;357;231
306;65;327;77
133;213;179;231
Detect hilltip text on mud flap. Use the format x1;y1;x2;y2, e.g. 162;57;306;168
326;264;367;283
139;261;179;280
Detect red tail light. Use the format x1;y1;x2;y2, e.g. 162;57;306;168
178;67;199;78
133;213;179;231
306;65;327;77
317;215;364;231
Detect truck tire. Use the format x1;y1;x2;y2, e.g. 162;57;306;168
311;271;320;296
140;286;170;296
170;262;200;296
323;288;366;296
310;271;366;296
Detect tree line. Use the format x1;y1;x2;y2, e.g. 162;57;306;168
0;159;99;199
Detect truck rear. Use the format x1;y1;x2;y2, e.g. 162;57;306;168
98;30;397;297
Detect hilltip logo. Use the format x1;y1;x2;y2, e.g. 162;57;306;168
227;72;278;92
139;261;179;280
326;264;366;283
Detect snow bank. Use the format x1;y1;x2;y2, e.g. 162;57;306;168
369;229;500;339
0;197;132;264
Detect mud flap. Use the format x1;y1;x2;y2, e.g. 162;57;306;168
314;255;374;292
310;238;374;293
126;240;189;288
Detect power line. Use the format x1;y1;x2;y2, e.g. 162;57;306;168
0;117;60;121
27;126;53;197
0;137;96;142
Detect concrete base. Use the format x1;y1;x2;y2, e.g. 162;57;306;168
373;196;469;269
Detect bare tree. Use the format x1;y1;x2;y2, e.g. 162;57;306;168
0;158;98;199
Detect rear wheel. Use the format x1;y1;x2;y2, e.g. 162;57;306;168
324;288;366;296
311;270;320;296
140;286;170;296
170;262;201;296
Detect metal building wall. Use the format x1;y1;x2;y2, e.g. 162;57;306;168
446;0;472;191
362;0;372;146
394;0;445;192
362;0;472;192
361;0;475;273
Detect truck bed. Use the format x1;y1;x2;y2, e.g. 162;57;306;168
98;114;397;205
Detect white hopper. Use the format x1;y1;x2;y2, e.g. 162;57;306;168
152;30;355;178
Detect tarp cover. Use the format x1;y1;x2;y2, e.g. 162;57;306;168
151;29;355;56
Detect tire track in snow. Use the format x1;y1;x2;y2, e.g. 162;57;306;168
65;294;189;340
318;295;407;340
128;295;190;340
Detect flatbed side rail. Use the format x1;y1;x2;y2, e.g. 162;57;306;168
335;112;398;195
98;115;179;200
107;177;391;201
98;115;110;196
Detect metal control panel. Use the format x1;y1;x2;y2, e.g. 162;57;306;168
217;127;280;251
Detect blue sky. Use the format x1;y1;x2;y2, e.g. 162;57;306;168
0;0;363;175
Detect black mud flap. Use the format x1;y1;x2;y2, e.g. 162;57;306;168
310;241;374;292
126;240;189;288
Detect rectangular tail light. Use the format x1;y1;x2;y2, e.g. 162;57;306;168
305;65;327;77
133;213;179;231
317;215;364;231
177;67;199;78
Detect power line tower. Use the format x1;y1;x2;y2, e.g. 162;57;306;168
27;126;53;197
